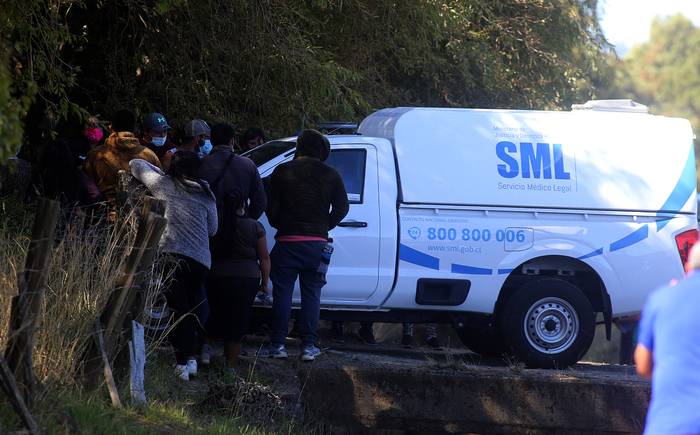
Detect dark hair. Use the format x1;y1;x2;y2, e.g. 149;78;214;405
111;109;136;133
243;127;266;144
296;129;330;161
169;151;206;190
211;123;236;146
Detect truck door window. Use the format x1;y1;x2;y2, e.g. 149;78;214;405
244;140;295;167
325;149;367;204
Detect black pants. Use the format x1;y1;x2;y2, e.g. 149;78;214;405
206;275;259;342
164;254;208;364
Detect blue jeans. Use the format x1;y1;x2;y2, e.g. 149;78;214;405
270;241;327;347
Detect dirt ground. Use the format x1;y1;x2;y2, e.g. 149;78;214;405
166;320;640;434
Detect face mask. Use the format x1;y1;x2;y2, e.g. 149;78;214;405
200;139;213;155
83;127;103;146
151;135;167;147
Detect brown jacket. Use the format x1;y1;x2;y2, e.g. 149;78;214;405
84;132;161;216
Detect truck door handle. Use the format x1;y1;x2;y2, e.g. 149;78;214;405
338;221;368;228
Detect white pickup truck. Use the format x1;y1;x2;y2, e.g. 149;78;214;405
246;102;698;368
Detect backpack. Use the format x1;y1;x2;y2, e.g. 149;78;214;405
209;154;242;260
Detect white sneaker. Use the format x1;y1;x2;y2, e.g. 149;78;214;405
186;359;198;377
175;364;189;381
200;345;211;365
301;345;321;362
258;344;288;359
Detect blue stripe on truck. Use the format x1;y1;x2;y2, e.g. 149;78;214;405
578;248;603;260
656;146;696;231
399;243;440;270
609;224;649;252
451;263;493;275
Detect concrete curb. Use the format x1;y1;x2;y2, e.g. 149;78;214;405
300;356;649;434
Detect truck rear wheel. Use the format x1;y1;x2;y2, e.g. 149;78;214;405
456;326;506;357
501;278;595;368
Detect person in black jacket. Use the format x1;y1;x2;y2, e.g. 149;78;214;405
198;123;266;219
260;129;349;361
197;123;267;365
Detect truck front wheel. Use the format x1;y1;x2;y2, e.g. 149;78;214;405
501;278;595;368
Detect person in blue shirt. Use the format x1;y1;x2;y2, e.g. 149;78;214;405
635;243;700;435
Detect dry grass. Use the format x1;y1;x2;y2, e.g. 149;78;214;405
0;197;162;385
0;197;33;350
0;197;309;434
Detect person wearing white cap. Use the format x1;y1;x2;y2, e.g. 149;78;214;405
161;119;211;172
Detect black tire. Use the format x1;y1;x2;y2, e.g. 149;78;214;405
500;278;595;369
456;325;506;357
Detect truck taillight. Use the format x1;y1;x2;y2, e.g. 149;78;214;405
675;229;699;267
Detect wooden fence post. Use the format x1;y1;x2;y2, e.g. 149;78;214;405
83;198;166;394
121;197;167;325
93;321;122;409
102;211;167;355
4;198;60;409
128;321;146;406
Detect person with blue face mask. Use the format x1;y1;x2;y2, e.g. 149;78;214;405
200;138;213;155
161;119;211;172
141;112;173;161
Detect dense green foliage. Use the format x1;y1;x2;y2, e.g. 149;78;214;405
610;15;700;132
1;0;611;158
603;14;700;185
0;0;87;160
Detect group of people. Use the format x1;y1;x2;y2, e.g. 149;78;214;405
80;110;348;380
3;107;447;382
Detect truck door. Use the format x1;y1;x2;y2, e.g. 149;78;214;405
323;144;381;303
259;144;381;304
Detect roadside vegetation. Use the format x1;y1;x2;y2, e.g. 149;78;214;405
600;13;700;183
0;198;305;434
0;0;611;159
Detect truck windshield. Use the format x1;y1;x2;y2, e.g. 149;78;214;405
243;140;295;167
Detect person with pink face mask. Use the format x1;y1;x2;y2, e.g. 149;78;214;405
66;116;105;165
83;116;104;147
85;109;161;220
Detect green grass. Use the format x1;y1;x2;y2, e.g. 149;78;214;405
0;349;295;434
0;379;279;434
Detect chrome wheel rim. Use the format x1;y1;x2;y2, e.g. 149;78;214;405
523;297;578;354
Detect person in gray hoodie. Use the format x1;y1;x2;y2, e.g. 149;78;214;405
129;151;217;381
